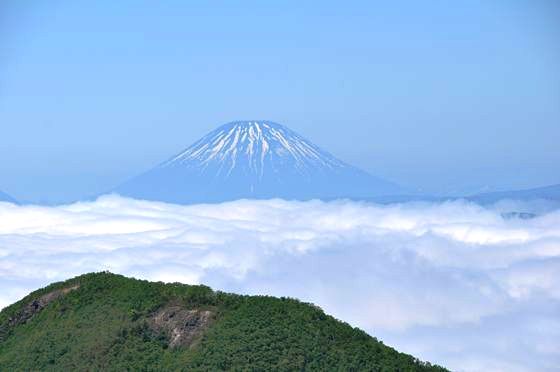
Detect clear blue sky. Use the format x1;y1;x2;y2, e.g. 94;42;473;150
1;0;559;203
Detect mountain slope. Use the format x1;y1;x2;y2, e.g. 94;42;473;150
115;121;402;203
0;190;16;203
469;183;560;203
0;272;447;371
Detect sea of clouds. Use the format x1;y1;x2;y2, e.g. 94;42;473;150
0;195;559;371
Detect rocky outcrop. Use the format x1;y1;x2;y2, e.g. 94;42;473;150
150;305;213;349
0;284;79;341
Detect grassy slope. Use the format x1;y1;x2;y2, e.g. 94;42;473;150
0;272;447;371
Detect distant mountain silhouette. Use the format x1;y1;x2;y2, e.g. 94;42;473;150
469;183;560;203
115;121;403;203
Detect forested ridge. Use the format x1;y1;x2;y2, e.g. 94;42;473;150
0;272;448;371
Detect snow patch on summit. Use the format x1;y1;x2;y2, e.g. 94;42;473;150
162;121;346;178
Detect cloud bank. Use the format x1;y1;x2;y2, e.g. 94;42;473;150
0;195;559;371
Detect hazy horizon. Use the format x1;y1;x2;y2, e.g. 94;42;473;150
2;116;559;204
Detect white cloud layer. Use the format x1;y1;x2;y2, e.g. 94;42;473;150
1;195;559;371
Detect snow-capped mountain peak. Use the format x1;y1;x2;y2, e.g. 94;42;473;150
162;121;345;177
116;120;401;204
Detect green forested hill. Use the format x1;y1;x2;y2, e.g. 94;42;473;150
0;272;447;371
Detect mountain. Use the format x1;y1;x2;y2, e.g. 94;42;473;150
0;272;447;371
115;121;402;204
469;183;560;204
0;190;16;203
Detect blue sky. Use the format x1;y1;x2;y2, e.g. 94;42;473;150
1;0;559;203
